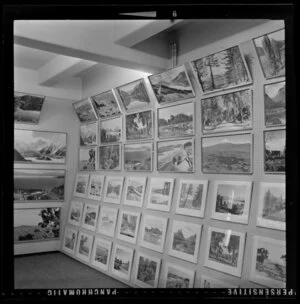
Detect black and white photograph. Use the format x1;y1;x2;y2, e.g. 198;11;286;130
124;143;153;172
87;174;105;201
100;117;122;144
75;231;94;262
97;206;118;237
124;176;147;207
81;203;99;231
163;263;195;288
117;210;141;244
91;237;112;272
79;147;97;171
73;173;89;198
62;226;78;255
103;176;124;204
73;98;98;123
80;122;98;146
98;144;121;171
68;200;84;227
111;244;134;281
200;275;237;288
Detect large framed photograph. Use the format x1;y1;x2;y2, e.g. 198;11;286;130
124;142;153;172
68;200;84;226
257;183;285;231
157;102;194;139
250;236;286;287
253;29;285;79
73;98;98;123
14;207;60;242
123;176;147;207
139;214;168;253
91;237;112;272
98;144;121;171
200;275;237;288
87;174;105;201
75;231;94;262
157;138;194;173
148;65;195;105
62;226;78;255
190;45;252;94
202;133;253;174
211;181;252;224
103;176;124;204
73;173;89;198
14;168;65;202
147;177;175;212
80;122;98;146
169;220;201;264
204;227;245;277
125;110;153;141
264;129;285;173
97;206;118;237
14;92;45;124
116;210;141;244
79;147;97;171
81;203;99;231
264;81;286;127
175;179;208;218
116;78;152;112
201;89;253;134
111;244;134;281
100;117;122;144
163;263;195;288
14;129;67;164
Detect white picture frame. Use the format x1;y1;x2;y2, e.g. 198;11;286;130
81;203;100;231
62;226;78;255
75;231;94;263
116;210;141;244
163;263;195;288
90;237;113;272
79;147;97;171
73;173;89;198
100;116;122;144
97;206;119;237
103;176;124;204
123;176;147;207
68;200;84;226
79;121;98;146
87;174;105;201
200;275;238;288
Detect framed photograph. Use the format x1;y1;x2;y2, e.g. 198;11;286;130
147;177;175;212
98;144;121;171
201;89;253;134
14;129;67;164
190;45;252;94
73;173;89;198
204;226;245;277
148;65;195;104
116;78;152;112
87;174;105;201
91;237;112;272
111;244;134;281
253;29;285;79
80;122;98;146
134;252;161;288
116;210;141;244
91;90;122;119
157;102;195;139
14;207;60;242
125;110;153;141
14;92;45;124
169;220;201;264
14;168;65;202
200;275;237;288
264;81;286;127
163;263;195;288
175;179;208;218
79;147;97;171
81;203;100;231
97;206;118;237
139;214;168;253
100;117;122;144
157;138;194;173
76;231;94;262
257;183;285;231
264;129;285;173
68;200;84;226
103;176;124;204
202;133;253;174
124;142;153;172
250;236;286;287
123;176;147;207
73;98;98;123
62;226;78;255
211;181;253;224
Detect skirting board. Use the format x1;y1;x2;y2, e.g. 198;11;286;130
14;240;61;255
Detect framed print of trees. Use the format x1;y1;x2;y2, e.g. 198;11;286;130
73;98;98;123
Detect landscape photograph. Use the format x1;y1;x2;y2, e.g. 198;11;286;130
201;89;252;134
99;145;121;171
68;201;84;226
14;207;60;242
124;177;147;207
91;238;112;271
158;102;194;138
200;275;237;288
164;263;194;288
63;227;78;254
97;207;118;237
76;232;93;262
112;245;134;281
79;147;97;171
87;174;105;200
103;176;124;204
73;98;98;123
148;65;195;104
73;173;89;198
253;29;285;79
82;204;99;231
191;45;252;94
14;92;45;124
80;122;98;146
117;211;140;244
124;143;152;172
14;169;65;202
100;117;122;144
126;110;153;141
14;129;67;164
202;133;252;174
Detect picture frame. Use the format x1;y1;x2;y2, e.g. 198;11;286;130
81;203;100;231
97;206;119;237
111;244;134;281
202;133;253;174
98;144;121;171
87;174;105;201
116;210;141;244
210;181;253;224
250;236;286;288
62;226;78;255
75;231;94;262
14;129;67;164
157;138;194;173
148;65;195;105
163;263;195;288
123;176;147;207
68;200;84;226
100;116;122;144
91;237;113;272
103;176;124;204
73;173;89;198
80;122;98;146
14;168;65;202
79;147;97;171
175;179;208;218
200;275;238;288
72;98;98;124
204;226;246;277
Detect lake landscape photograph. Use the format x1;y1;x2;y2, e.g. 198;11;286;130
124;143;152;171
91;90;121;118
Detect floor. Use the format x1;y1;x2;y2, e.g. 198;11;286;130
14;251;129;289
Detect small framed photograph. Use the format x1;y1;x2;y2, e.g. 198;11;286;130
73;98;98;123
62;226;78;255
116;210;141;244
76;231;94;262
157;138;194;173
123;176;147;207
250;236;286;287
100;117;122;144
163;263;195;288
68;200;84;226
175;179;208;218
98;144;121;171
91;237;112;272
103;176;124;204
139;214;168;253
147;177;175;212
204;226;245;277
81;203;100;231
257;182;285;231
200;275;238;288
134;252;161;288
79;147;97;171
97;206;118;237
80;122;98;146
211;181;253;224
73;173;89;198
111;244;134;281
87;174;105;201
169;220;201;264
